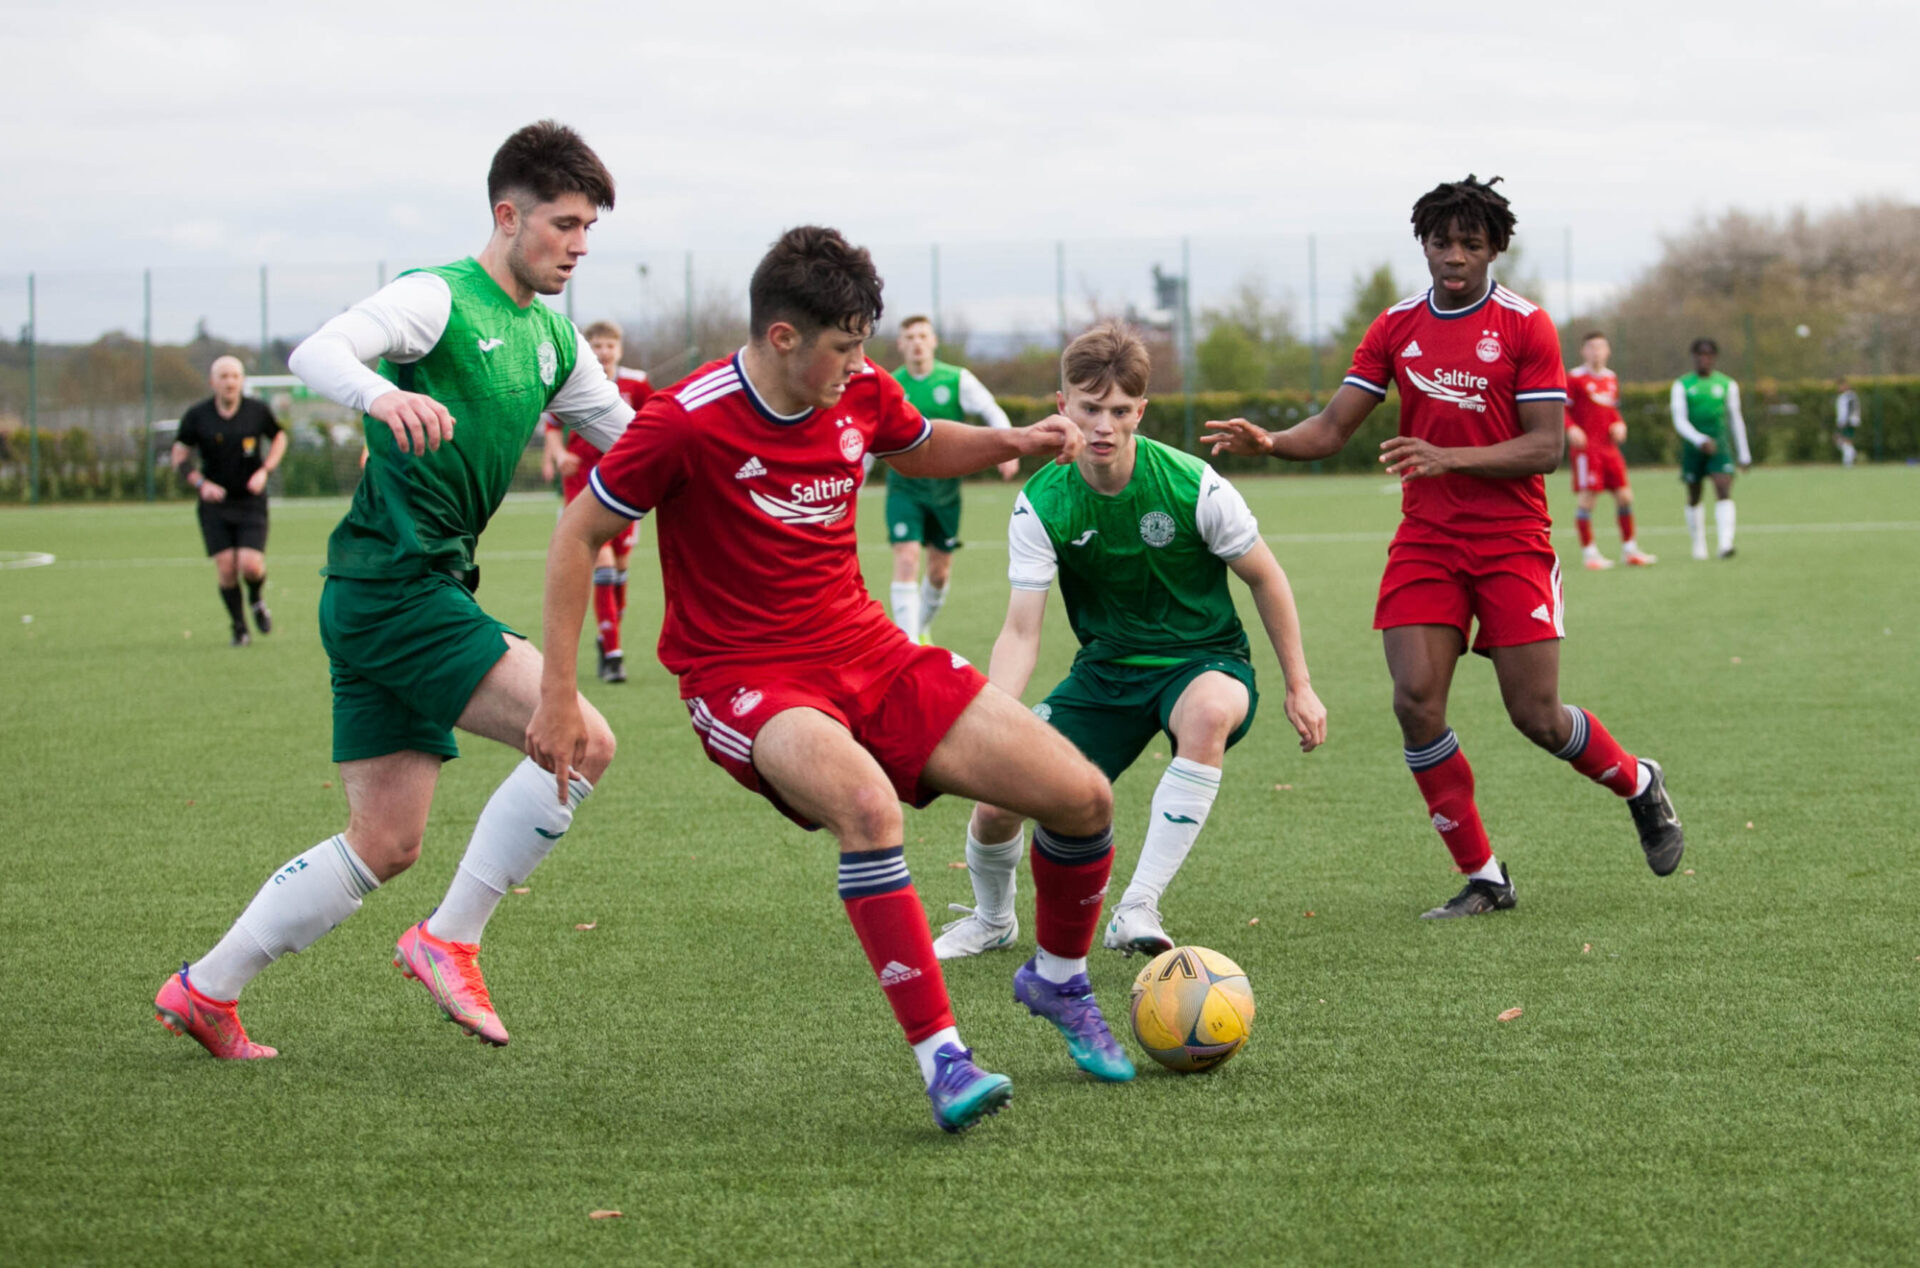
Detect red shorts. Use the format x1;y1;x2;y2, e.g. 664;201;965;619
683;637;990;829
563;475;637;554
1570;448;1628;494
1374;539;1564;655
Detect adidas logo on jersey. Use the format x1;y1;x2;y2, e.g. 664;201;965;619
878;960;922;987
1401;340;1423;358
735;456;767;480
1431;812;1459;833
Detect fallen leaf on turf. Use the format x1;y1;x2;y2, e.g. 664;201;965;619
185;799;195;806
1303;910;1316;918
1582;943;1591;954
1684;869;1695;875
1317;999;1326;1004
574;922;597;931
1745;821;1754;829
1731;656;1742;664
1152;751;1164;760
947;861;967;869
1497;1008;1524;1023
183;630;192;639
1272;783;1294;791
1248;918;1260;926
512;886;531;895
589;1210;623;1220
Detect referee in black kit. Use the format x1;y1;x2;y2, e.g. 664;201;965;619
171;356;287;646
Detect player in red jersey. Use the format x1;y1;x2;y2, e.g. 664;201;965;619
1565;331;1655;570
1207;176;1684;918
541;319;654;681
528;227;1136;1132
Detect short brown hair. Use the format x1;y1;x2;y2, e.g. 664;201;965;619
899;315;933;331
1061;322;1150;398
584;320;624;342
1582;330;1608;343
749;226;885;339
487;120;615;211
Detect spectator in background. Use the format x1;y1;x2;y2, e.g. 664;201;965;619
1835;377;1862;468
171;355;286;645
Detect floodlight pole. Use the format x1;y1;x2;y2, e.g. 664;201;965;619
144;268;155;502
683;252;696;376
1056;240;1067;349
1563;226;1574;325
1307;234;1321;401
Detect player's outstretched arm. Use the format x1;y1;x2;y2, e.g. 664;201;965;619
1227;541;1326;752
1205;384;1379;463
985;588;1049;703
529;494;630;803
1382;398;1565;480
886;416;1082;480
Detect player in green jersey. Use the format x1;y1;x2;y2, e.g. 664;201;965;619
937;322;1328;959
1671;337;1752;560
153;122;636;1062
886;316;1019;642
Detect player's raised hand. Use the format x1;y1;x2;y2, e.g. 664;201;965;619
1380;435;1451;480
1204;418;1273;458
1020;414;1084;465
369;389;456;455
526;695;588;806
1284;682;1328;753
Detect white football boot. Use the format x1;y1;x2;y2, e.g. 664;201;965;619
1102;902;1174;958
933;905;1018;961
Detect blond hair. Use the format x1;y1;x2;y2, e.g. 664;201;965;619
583;319;623;342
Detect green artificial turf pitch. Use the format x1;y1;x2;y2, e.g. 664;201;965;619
2;466;1917;1265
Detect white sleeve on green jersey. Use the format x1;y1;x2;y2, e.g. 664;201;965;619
957;368;1012;429
1725;381;1752;464
287;272;453;414
547;328;636;452
1670;379;1709;447
1194;464;1261;561
1007;492;1057;590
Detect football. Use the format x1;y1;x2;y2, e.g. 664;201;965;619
1128;945;1255;1074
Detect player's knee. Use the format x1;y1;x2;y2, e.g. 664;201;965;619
1391;687;1445;738
348;829;422;882
579;719;617;783
1051;765;1113;836
838;782;903;848
1507;699;1564;750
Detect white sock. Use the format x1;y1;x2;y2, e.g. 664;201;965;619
1622;538;1642;554
189;834;380;1000
428;757;591;944
1715;499;1736;552
1469;855;1505;884
918;579;950;635
1033;948;1086;984
1121;757;1221;910
1685;504;1707;555
889;581;920;641
911;1025;962;1087
964;827;1023;925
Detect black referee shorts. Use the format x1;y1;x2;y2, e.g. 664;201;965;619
197;500;269;555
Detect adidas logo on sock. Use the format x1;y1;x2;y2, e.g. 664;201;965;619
878;960;922;986
1431;811;1459;833
735;456;767;480
1600;764;1620;783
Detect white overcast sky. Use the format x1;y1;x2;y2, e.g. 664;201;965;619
3;0;1914;341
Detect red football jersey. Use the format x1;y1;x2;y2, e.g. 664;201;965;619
1564;365;1622;455
545;370;654;501
590;352;931;694
1346;282;1568;548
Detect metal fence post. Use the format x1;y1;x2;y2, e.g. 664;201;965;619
1180;237;1195;451
26;273;38;505
931;243;941;330
1055;240;1066;349
144;268;155;501
259;264;269;371
683;252;696;376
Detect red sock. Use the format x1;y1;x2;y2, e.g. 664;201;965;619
593;583;621;655
1617;508;1635;544
1030;826;1114;958
1405;731;1494;873
1576;513;1594;548
1555;706;1640;797
613;575;628;618
839;849;953;1045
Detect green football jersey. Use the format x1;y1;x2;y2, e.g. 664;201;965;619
889;360;969;508
1009;437;1258;668
1676;371;1735;442
325;259;580;579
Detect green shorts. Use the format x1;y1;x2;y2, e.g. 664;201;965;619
885;483;962;552
318;573;516;763
1034;656;1258;782
1680;442;1737;482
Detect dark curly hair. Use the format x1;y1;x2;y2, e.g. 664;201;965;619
487;120;615;210
1411;175;1515;252
749;226;885;339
